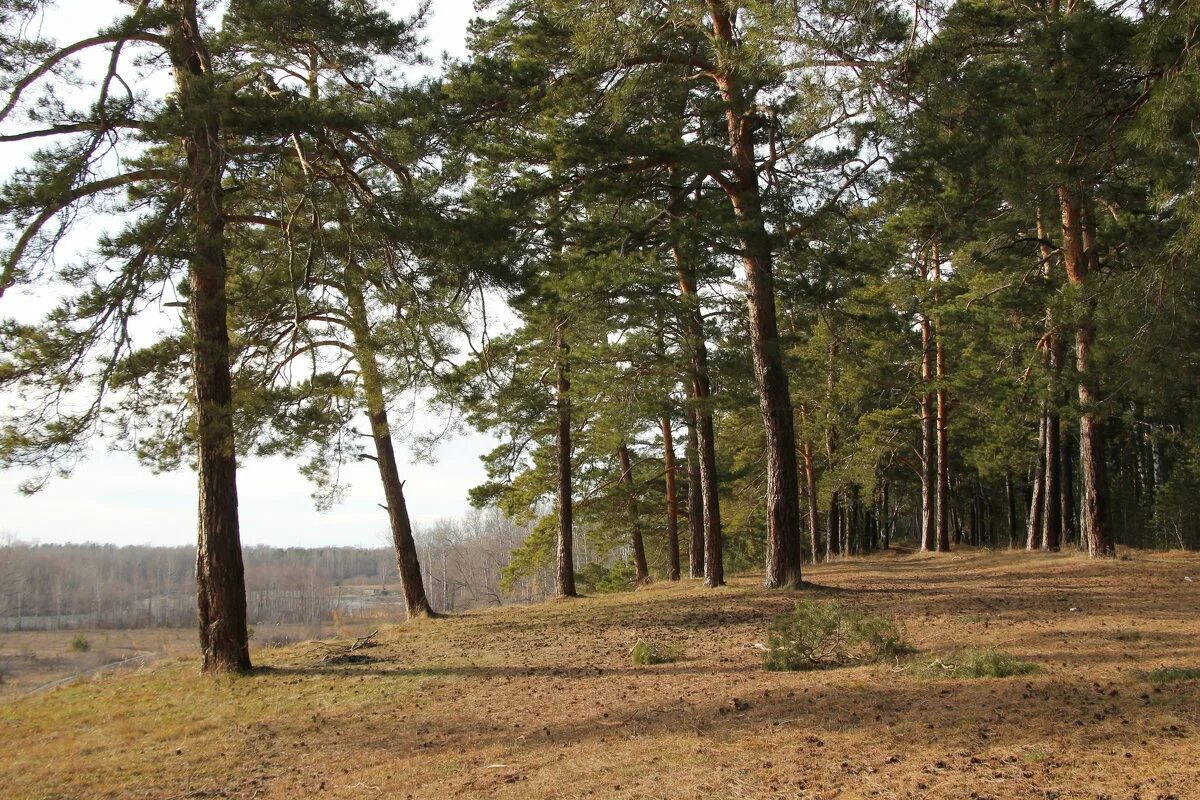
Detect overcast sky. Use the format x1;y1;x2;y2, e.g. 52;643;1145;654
0;0;501;549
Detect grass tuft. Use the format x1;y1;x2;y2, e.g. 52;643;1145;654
907;649;1041;679
630;639;680;666
1142;666;1200;684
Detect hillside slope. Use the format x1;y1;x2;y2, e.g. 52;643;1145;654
2;550;1198;799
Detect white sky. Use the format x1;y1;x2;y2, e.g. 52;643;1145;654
0;0;502;548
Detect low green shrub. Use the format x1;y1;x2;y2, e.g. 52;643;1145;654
1142;667;1200;684
630;639;680;666
69;633;90;653
763;600;911;671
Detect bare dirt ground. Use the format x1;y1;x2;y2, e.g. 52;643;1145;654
0;548;1197;799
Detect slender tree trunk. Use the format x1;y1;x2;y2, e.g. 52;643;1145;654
1042;408;1063;552
1059;186;1114;556
1061;426;1077;547
932;260;951;554
673;239;723;587
1027;414;1048;550
1005;472;1018;548
685;408;705;578
708;0;800;588
345;273;434;619
169;0;249;673
827;491;841;559
554;324;577;596
618;443;650;584
800;405;820;564
1038;207;1063;553
882;481;891;549
661;416;681;581
919;311;936;552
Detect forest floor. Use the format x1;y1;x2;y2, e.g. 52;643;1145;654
0;548;1197;800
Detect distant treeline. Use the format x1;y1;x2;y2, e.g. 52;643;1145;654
0;509;533;631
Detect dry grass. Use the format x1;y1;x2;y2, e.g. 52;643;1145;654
1;547;1198;799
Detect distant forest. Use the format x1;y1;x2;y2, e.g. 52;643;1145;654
0;510;538;631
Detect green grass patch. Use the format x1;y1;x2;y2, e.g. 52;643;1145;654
630;639;680;666
907;649;1041;679
1141;667;1200;684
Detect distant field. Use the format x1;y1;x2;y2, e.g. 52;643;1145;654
1;549;1197;799
0;617;385;700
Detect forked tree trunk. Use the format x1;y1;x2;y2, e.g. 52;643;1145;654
684;408;705;578
661;416;681;581
1059;186;1114;557
345;272;434;619
708;0;801;589
618;443;650;584
554;324;577;596
169;0;249;673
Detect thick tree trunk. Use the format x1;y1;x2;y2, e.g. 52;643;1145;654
1059;186;1114;557
661;416;681;581
618;443;650;584
684;408;705;578
345;274;434;619
168;0;249;673
708;0;801;589
1027;414;1048;550
554;325;577;596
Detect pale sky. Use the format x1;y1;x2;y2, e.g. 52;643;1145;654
0;0;503;548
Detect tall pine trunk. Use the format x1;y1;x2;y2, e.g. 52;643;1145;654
919;311;936;552
672;229;723;587
708;0;801;589
169;0;249;673
1058;186;1114;556
345;271;434;619
554;324;577;596
932;248;951;552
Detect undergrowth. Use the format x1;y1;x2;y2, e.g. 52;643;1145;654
763;601;912;671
